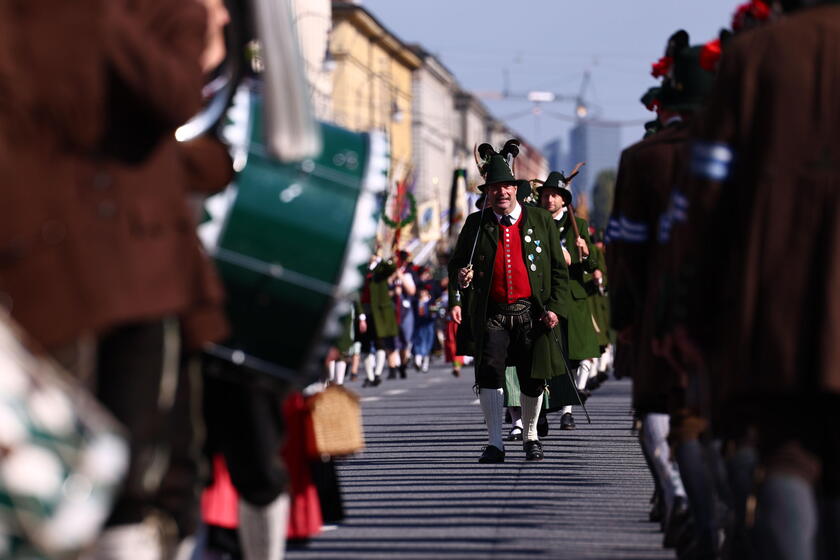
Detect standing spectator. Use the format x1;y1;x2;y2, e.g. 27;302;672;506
412;284;437;372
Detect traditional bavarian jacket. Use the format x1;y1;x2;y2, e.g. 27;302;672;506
606;120;691;413
448;204;570;380
554;211;600;361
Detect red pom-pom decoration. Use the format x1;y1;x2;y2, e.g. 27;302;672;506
732;0;771;32
651;56;673;78
699;39;722;72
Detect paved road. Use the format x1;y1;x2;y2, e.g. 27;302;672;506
287;363;675;560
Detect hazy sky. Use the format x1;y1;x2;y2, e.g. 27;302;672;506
362;0;737;149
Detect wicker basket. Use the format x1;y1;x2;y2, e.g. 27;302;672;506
305;385;365;458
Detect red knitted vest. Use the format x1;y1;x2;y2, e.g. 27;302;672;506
491;215;532;304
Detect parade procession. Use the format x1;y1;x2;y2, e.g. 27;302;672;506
1;0;839;559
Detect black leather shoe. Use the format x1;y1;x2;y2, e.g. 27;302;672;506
523;440;544;461
537;414;549;437
649;490;663;523
478;445;505;463
560;412;576;430
372;376;382;387
663;496;691;548
505;426;523;441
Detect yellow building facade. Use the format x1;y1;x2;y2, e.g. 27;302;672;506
330;3;420;177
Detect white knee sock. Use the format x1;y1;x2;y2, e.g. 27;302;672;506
422;355;430;371
334;361;347;385
561;405;572;415
364;354;375;382
641;413;686;519
479;388;505;450
415;354;423;368
520;393;544;442
374;349;387;377
598;349;608;372
328;360;337;383
81;522;164;560
576;360;593;390
238;494;290;560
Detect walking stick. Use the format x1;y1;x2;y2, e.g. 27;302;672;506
564;162;586;262
532;299;592;424
460;145;492;289
549;325;592;424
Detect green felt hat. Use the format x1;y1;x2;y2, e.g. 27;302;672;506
475;139;530;193
658;31;715;112
640;87;661;111
535;171;573;205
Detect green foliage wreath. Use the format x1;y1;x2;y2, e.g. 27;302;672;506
381;192;417;229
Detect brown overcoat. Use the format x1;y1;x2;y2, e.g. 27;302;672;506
607;121;691;414
686;5;840;402
0;0;228;350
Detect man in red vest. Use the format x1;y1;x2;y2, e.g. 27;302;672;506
449;141;569;463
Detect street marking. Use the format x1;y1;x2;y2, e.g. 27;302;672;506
360;396;381;402
385;389;407;395
471;399;480;405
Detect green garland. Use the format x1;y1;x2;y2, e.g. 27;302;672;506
381;192;417;229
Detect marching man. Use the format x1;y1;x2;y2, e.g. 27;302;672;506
537;170;601;430
448;140;569;463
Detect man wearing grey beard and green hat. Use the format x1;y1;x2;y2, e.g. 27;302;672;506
448;140;569;463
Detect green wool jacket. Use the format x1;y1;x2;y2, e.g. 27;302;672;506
585;245;612;347
448;204;570;380
356;259;398;339
555;213;601;361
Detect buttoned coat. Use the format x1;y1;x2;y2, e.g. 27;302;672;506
0;0;228;350
607;122;691;413
555;213;600;361
448;205;570;380
360;260;398;339
585;245;611;348
685;5;840;404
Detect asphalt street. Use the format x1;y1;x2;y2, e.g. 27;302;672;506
287;363;676;560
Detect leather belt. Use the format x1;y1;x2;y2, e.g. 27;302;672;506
490;299;532;316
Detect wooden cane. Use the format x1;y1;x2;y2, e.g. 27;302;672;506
564;162;586;261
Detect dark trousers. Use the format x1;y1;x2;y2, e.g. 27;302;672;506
476;301;545;398
51;319;183;527
203;358;288;507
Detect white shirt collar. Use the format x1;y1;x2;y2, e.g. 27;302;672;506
493;202;522;224
553;207;567;221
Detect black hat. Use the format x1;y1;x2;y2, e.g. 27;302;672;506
474;139;530;193
656;31;715;112
535;171;573;205
641;87;661;111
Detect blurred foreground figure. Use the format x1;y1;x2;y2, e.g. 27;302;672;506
0;0;230;557
682;1;840;558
